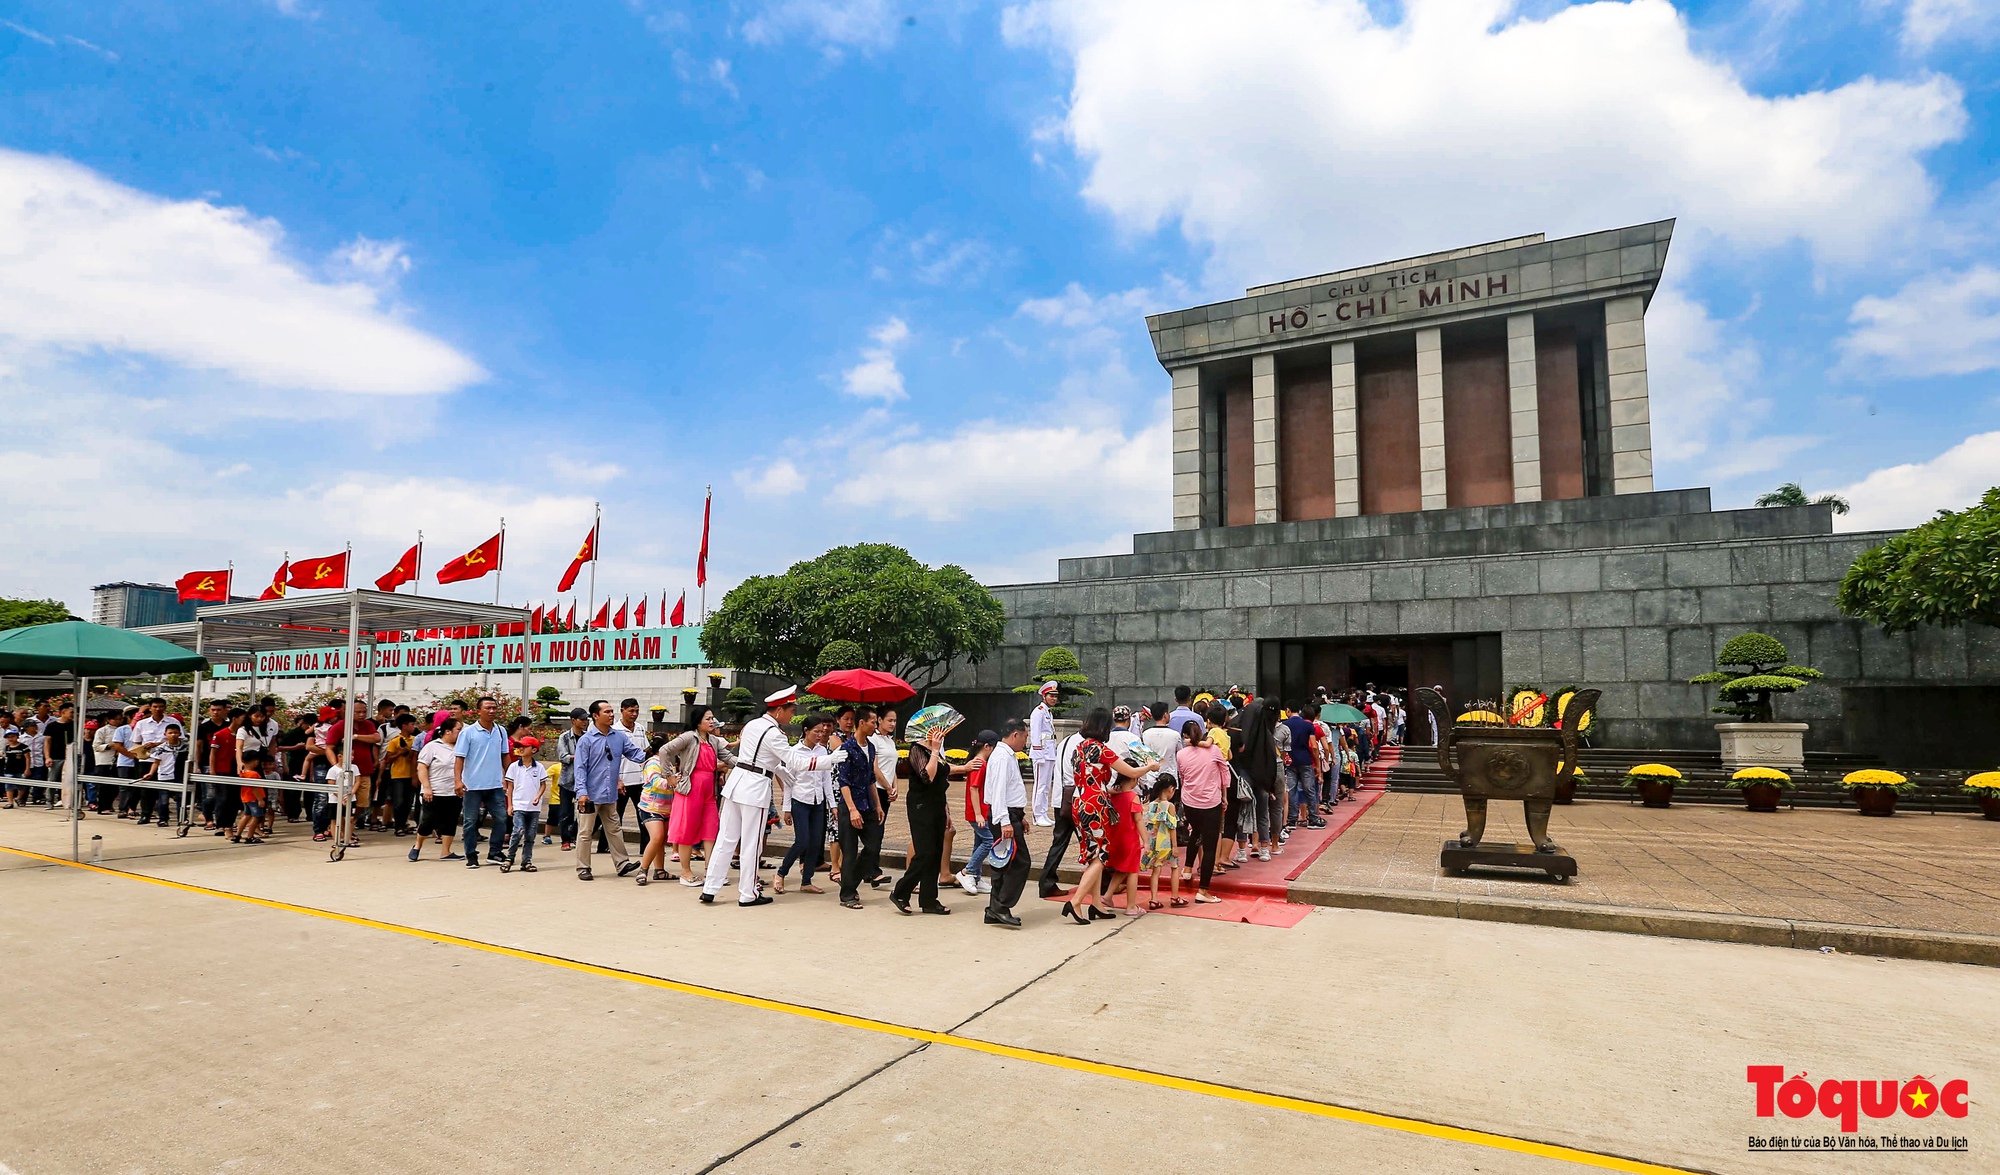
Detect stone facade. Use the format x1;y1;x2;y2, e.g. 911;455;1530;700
935;490;2000;756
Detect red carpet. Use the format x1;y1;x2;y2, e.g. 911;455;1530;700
1036;748;1403;929
1201;746;1397;901
1043;890;1313;928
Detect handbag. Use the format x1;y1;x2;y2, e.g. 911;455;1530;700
1229;765;1254;802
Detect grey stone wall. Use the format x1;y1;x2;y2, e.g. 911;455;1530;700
938;495;2000;754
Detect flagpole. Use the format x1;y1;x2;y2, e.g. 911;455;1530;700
700;484;710;624
587;501;599;632
413;530;423;595
495;518;505;606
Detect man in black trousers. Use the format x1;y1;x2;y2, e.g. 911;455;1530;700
985;720;1032;927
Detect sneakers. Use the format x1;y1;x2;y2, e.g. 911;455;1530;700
442;852;464;861
1033;817;1056;828
1258;849;1271;861
616;860;640;878
956;871;978;894
979;879;992;894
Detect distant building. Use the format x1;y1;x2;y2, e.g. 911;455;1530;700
91;582;200;629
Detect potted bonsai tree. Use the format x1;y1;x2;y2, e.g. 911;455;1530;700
1963;772;2000;821
1623;763;1681;808
1727;766;1793;812
1689;633;1822;770
1841;768;1914;817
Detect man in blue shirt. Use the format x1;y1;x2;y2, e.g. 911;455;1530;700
833;707;881;909
454;695;513;867
569;699;646;881
1167;684;1206;741
1278;701;1323;833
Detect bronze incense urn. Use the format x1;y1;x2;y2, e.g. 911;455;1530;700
1413;687;1599;882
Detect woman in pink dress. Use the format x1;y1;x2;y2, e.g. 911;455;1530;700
660;707;732;886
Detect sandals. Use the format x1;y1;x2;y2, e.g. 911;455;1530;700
800;884;825;894
772;876;786;895
1170;898;1189;908
522;863;538;873
840;898;863;910
1148;901;1164;910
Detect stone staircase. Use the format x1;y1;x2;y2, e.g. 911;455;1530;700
1383;745;1984;813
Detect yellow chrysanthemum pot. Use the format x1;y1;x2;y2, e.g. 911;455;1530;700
1961;771;2000;821
1840;769;1911;818
1729;766;1792;813
1624;762;1681;809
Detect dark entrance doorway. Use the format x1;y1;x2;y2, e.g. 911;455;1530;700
1258;633;1501;733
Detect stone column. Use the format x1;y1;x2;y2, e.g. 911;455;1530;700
1170;365;1202;531
1604;296;1655;494
1415;327;1446;510
1330;342;1359;517
1251;352;1280;523
1507;313;1541;503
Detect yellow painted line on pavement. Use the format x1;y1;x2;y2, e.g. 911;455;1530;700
4;843;1703;1174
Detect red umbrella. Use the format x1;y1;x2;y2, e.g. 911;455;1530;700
806;668;915;703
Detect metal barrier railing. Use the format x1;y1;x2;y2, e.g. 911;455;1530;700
70;769;358;857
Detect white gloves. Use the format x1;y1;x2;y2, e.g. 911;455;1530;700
819;748;849;768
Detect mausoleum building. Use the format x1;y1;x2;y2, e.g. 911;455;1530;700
937;222;1999;767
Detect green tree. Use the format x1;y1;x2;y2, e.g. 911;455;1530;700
0;597;74;631
700;544;1005;694
816;639;866;675
1838;487;2000;632
1755;481;1849;515
1688;632;1823;723
1013;645;1093;715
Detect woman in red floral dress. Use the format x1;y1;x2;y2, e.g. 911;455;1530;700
1063;707;1152;925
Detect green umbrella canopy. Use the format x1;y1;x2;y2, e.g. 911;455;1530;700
0;621;209;677
1319;703;1367;725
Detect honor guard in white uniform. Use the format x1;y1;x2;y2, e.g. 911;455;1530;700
702;687;845;907
1027;681;1058;826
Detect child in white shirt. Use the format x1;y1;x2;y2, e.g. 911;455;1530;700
501;736;548;874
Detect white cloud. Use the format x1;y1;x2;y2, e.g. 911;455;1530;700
833;412;1170;526
743;0;901;53
737;458;807;498
1830;430;2000;530
1903;0;2000;50
840;316;911;400
328;236;413;287
546;455;626;485
1006;0;1966;283
0;148;484;396
1839;265;2000;377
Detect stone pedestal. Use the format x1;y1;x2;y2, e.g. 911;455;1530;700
1716;722;1808;771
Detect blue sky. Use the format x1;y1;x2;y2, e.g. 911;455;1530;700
4;0;1999;617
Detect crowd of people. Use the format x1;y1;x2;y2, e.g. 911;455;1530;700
2;680;1408;929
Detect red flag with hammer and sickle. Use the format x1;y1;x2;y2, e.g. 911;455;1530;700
288;552;349;589
175;569;231;603
437;533;502;584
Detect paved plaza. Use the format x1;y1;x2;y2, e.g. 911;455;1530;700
1296;793;2000;937
3;808;1995;1174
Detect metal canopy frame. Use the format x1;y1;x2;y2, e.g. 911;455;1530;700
131;590;532;863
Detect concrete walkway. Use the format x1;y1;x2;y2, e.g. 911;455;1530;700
2;808;1994;1174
